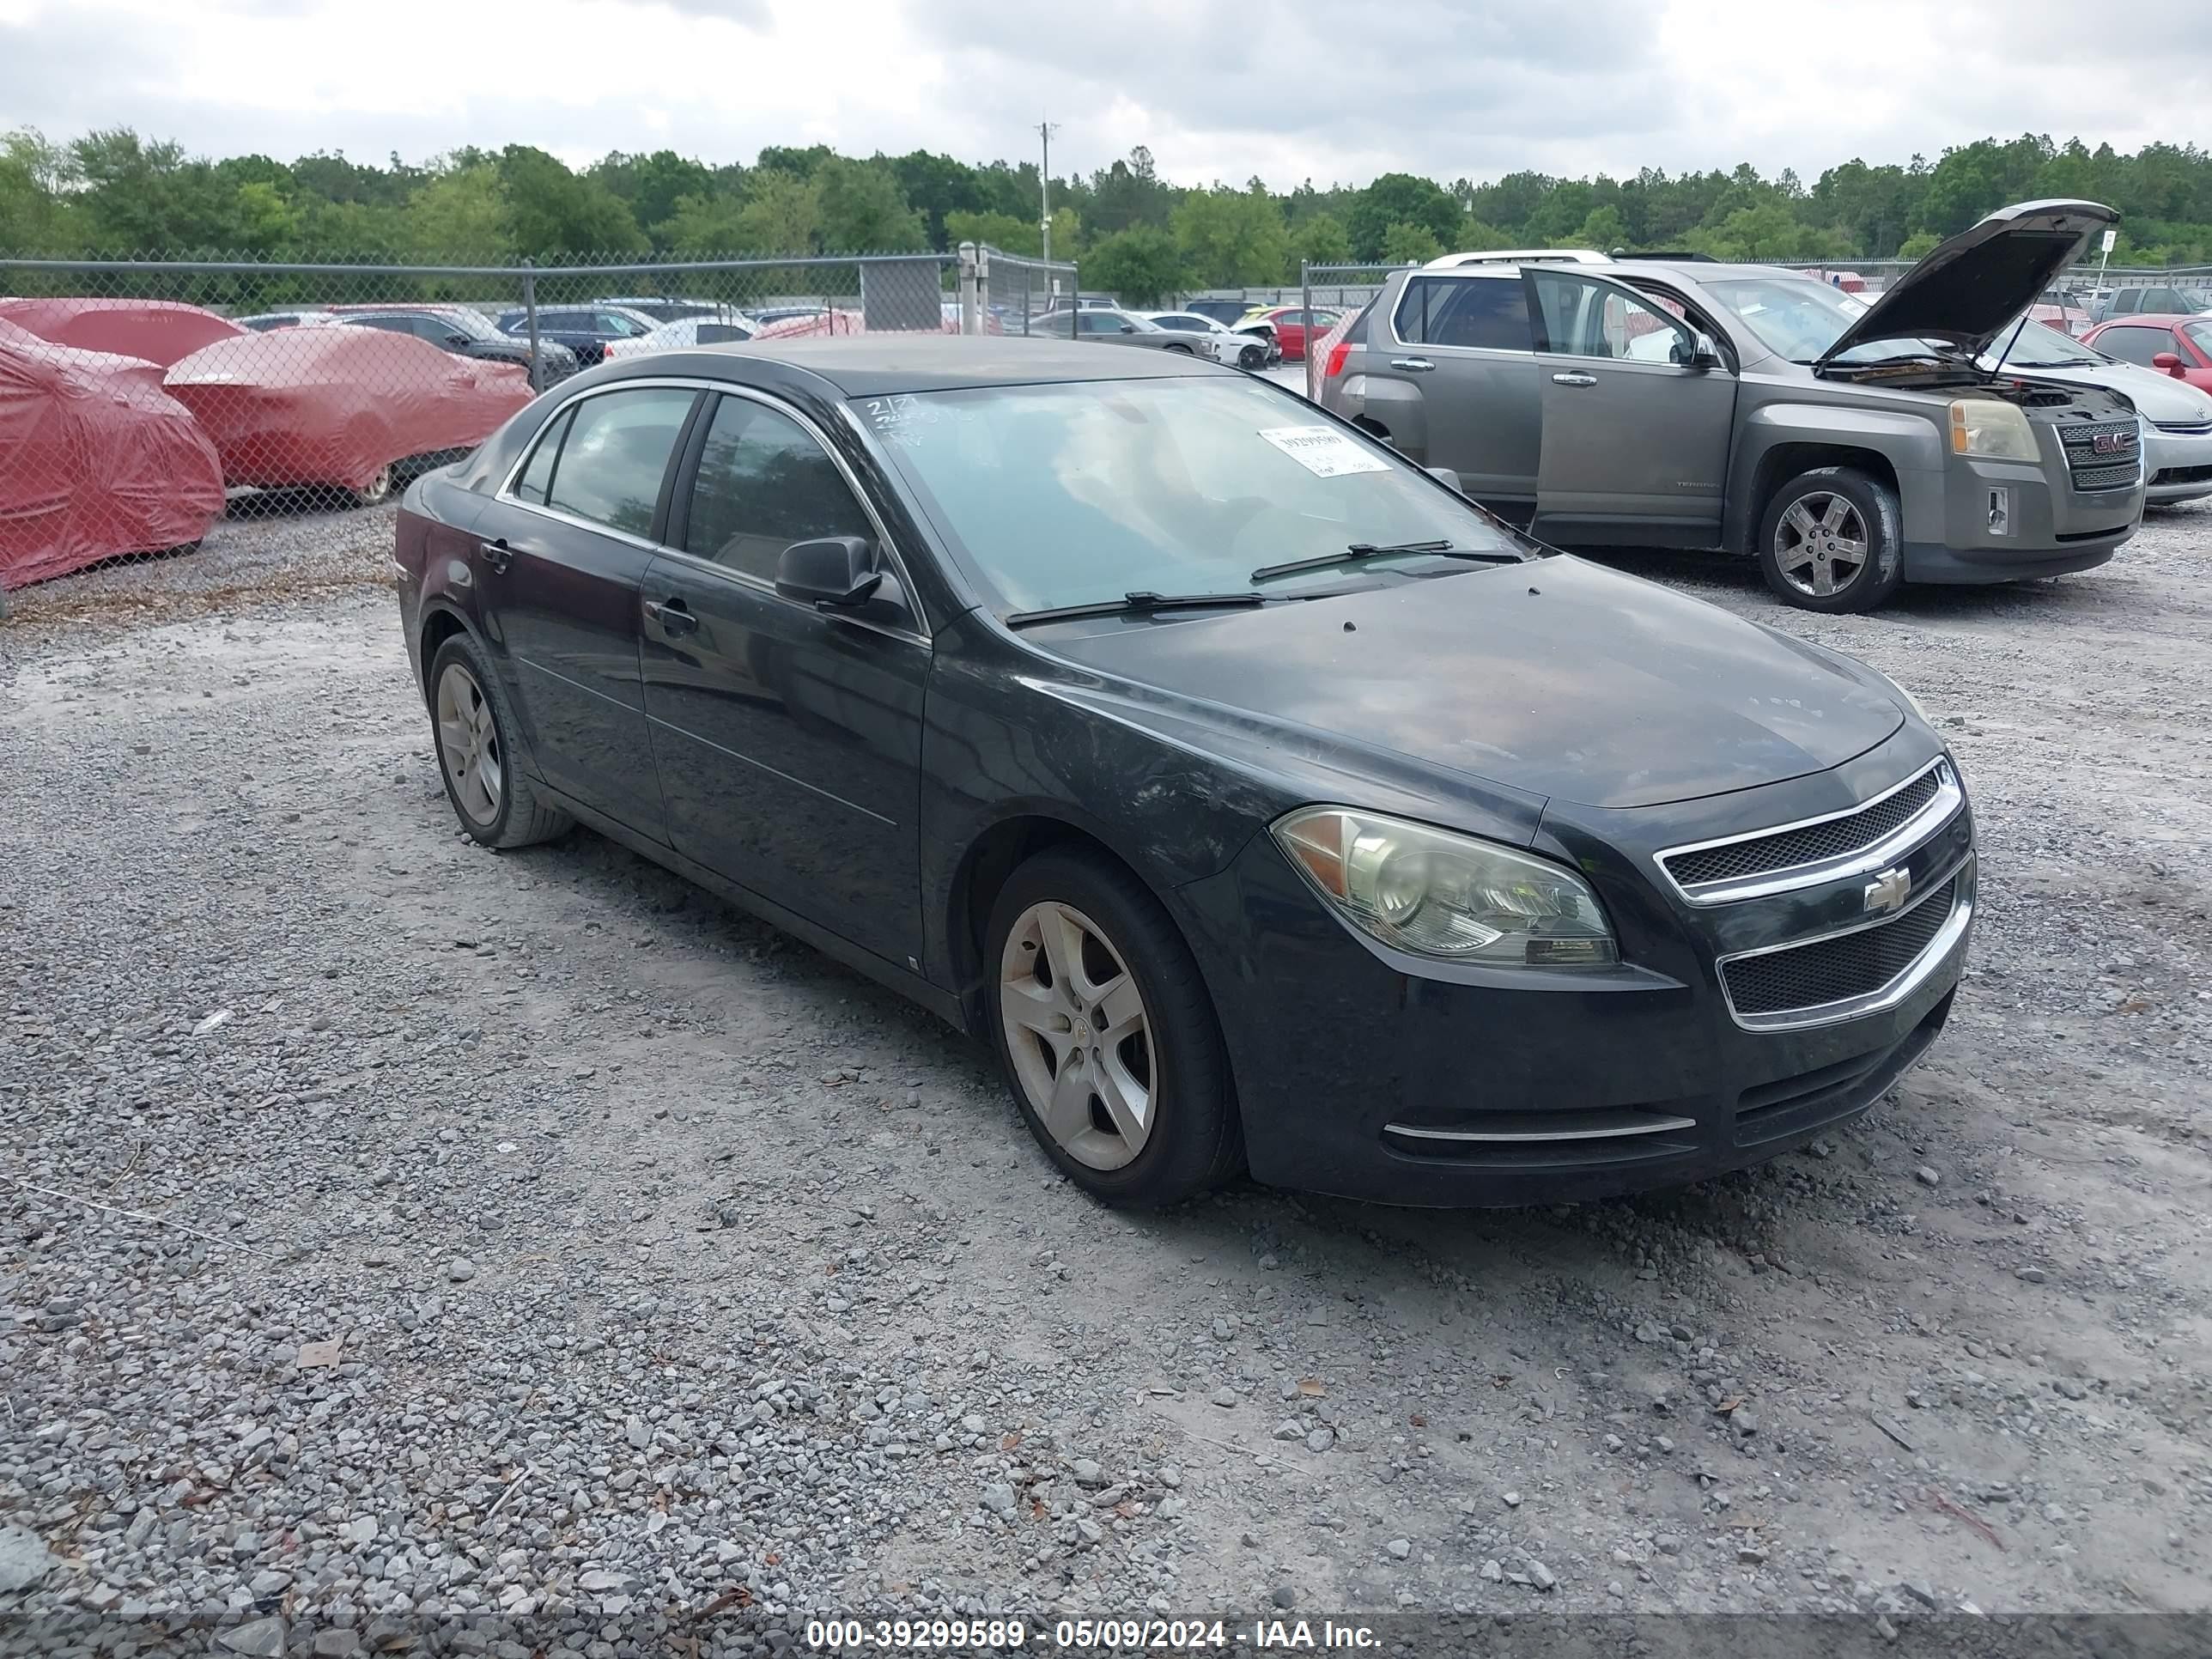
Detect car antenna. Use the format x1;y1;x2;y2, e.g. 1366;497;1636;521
1985;311;2032;382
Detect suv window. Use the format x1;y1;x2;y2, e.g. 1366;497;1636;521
683;396;872;582
1394;276;1534;352
535;387;696;537
2097;325;2172;367
2110;290;2141;315
1530;270;1692;362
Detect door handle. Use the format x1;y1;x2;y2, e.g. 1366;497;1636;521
644;597;698;637
1389;357;1435;373
477;538;513;574
1551;372;1598;387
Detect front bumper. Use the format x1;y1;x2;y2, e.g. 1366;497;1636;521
1172;738;1975;1207
2144;424;2212;503
1907;453;2141;583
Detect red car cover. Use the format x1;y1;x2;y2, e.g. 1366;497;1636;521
0;297;246;368
164;327;534;493
0;319;226;590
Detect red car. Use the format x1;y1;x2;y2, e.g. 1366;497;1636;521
1240;306;1343;363
2081;314;2212;392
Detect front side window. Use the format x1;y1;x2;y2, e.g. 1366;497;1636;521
1530;270;1692;362
2096;326;2172;367
1394;277;1533;352
874;375;1521;616
684;396;872;581
532;387;696;536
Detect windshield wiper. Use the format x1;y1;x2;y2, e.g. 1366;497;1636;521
1249;539;1522;584
1003;590;1279;629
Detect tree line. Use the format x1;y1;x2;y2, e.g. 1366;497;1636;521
3;128;2209;307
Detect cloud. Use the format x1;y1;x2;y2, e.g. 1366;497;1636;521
0;0;2206;192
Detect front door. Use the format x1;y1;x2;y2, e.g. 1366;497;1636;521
639;390;930;968
472;384;702;841
1377;272;1544;519
1527;268;1736;546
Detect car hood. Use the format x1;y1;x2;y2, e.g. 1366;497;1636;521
1037;556;1906;811
1984;352;2212;422
1819;199;2118;367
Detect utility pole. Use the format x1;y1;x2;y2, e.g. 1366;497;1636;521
1037;118;1060;267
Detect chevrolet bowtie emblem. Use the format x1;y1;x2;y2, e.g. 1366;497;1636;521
1863;866;1912;915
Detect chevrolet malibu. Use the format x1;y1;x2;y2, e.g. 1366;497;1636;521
394;339;1976;1208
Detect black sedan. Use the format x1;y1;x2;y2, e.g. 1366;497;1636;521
492;303;661;366
331;305;579;386
393;340;1975;1208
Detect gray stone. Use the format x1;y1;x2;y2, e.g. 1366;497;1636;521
218;1618;289;1657
1272;1419;1304;1442
1070;1458;1105;1486
1915;1166;1941;1188
1272;1585;1297;1610
1208;1387;1238;1407
313;1631;363;1658
447;1258;476;1283
981;1483;1017;1519
1385;1538;1412;1560
1305;1429;1334;1454
0;1527;58;1595
625;1414;650;1449
1528;1561;1557;1591
1480;1560;1503;1582
1901;1581;1939;1608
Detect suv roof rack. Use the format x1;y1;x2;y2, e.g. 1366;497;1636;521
1610;251;1718;262
1421;248;1609;270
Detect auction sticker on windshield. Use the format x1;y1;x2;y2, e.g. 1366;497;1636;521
1258;425;1390;478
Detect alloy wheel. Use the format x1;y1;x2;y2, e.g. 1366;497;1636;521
999;901;1156;1170
1773;492;1869;598
434;662;503;827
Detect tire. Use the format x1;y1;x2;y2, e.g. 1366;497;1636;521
1164;342;1194;355
1238;344;1263;370
985;849;1243;1207
1756;465;1905;612
350;465;394;508
426;634;572;849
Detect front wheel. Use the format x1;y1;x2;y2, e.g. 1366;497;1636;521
986;850;1243;1207
1164;342;1194;355
1756;466;1904;612
349;465;394;508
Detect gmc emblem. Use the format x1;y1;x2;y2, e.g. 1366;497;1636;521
2091;431;2133;455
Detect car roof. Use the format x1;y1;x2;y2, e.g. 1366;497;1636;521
2093;313;2197;326
1423;247;1608;268
599;336;1233;397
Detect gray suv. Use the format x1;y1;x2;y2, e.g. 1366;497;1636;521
1319;200;2146;611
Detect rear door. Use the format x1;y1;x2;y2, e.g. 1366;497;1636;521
469;383;703;841
1376;272;1543;516
1527;267;1735;546
639;389;930;967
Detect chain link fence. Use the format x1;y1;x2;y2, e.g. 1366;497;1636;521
0;246;1073;592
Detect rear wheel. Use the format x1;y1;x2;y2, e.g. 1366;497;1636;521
1756;466;1904;612
428;634;572;849
987;850;1243;1207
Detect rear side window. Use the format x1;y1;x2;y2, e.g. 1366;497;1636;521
513;408;574;505
1394;276;1534;351
536;387;696;536
683;396;872;582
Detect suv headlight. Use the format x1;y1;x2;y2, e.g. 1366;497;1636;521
1273;807;1617;968
1948;398;2039;461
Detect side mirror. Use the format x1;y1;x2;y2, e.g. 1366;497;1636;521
775;536;882;610
2153;351;2186;377
1120;323;1138;333
1424;465;1461;490
446;334;471;349
1686;332;1723;371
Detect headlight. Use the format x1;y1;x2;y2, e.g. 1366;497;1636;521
1272;806;1617;968
1948;398;2039;461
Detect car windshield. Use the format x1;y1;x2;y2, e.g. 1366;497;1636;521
1985;317;2099;368
871;376;1521;616
1704;276;1957;365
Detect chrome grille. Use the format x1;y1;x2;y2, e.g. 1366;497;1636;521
2153;419;2212;435
1723;876;1958;1017
2057;418;2140;491
1663;765;1946;890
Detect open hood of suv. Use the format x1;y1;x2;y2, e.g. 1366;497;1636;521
1817;199;2118;368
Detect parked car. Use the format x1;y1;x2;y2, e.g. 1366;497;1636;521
493;304;661;366
592;295;731;324
394;336;1974;1210
1237;306;1342;362
605;315;759;361
744;307;833;328
2093;283;2212;323
1143;311;1270;369
1984;318;2212;504
1423;249;1609;269
235;308;340;331
2081;314;2212;393
332;305;578;385
1182;298;1261;326
2026;288;2093;337
1038;308;1205;354
0;296;243;368
1319;199;2144;611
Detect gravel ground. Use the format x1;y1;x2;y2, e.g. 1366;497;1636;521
2;494;2209;1656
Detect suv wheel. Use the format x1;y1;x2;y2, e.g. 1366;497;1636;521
986;850;1243;1208
1757;466;1903;612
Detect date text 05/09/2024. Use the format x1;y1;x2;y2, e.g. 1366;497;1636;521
802;1619;1381;1650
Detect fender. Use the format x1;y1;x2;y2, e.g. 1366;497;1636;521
1335;372;1428;461
1726;402;1947;552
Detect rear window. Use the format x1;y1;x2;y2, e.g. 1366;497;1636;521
533;387;696;536
1393;276;1534;351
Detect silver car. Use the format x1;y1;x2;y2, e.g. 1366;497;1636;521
1038;307;1208;356
1982;316;2212;505
1320;200;2145;611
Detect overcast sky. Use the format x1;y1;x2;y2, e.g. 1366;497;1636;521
3;0;2207;189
